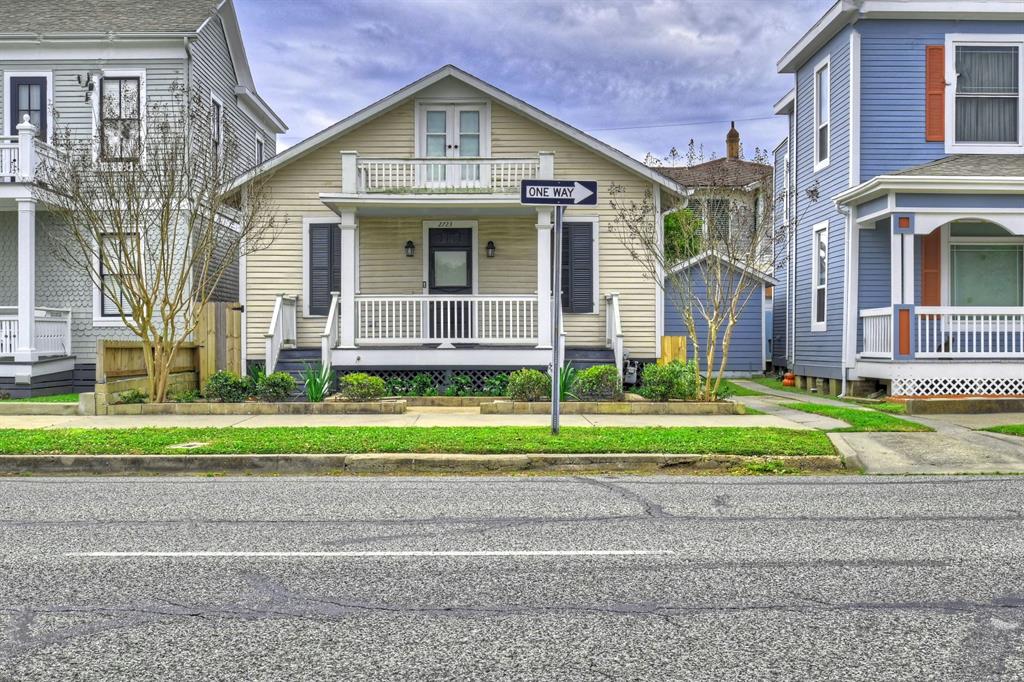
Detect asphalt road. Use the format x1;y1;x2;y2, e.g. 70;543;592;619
1;475;1023;681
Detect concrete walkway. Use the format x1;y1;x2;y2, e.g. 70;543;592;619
0;408;811;431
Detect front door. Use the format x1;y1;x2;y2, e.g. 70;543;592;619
428;226;473;342
421;105;484;188
9;77;47;139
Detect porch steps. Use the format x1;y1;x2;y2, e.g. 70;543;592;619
274;348;322;392
564;348;616;370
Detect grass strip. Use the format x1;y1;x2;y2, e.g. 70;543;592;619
719;380;763;397
3;393;80;403
780;403;931;433
749;378;907;414
985;425;1024;438
0;426;835;457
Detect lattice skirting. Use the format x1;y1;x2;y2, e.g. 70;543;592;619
337;368;510;393
891;376;1024;398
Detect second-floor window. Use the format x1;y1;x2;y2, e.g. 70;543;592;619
211;97;223;157
100;77;141;161
954;44;1020;145
255;137;264;165
811;220;828;331
814;61;830;168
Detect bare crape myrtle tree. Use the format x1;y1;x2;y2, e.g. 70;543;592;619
612;141;783;401
35;82;279;402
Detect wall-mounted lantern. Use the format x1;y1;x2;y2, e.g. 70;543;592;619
404;240;415;257
486;240;496;258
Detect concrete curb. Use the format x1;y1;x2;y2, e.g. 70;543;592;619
826;433;864;472
0;403;79;416
0;453;844;476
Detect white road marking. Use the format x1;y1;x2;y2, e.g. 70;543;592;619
68;550;673;558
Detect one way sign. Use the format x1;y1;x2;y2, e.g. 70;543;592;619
520;180;598;206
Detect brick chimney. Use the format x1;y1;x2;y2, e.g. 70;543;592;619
726;121;740;160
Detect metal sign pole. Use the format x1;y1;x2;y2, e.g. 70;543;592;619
551;204;564;435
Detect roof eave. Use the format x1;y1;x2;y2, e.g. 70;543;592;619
0;31;198;41
235;86;287;134
777;1;856;74
773;89;795;115
835;175;1024;206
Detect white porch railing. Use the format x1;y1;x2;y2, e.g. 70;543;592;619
0;118;59;183
915;307;1024;358
321;292;341;369
605;293;625;376
356;157;540;193
0;307;72;357
860;307;893;359
264;294;297;373
353;295;538;345
0;137;20;181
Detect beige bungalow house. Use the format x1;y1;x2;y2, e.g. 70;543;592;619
229;65;683;389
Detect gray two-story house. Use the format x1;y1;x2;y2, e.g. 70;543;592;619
0;0;286;396
773;0;1024;398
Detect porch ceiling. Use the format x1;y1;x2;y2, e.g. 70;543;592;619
320;193;538;218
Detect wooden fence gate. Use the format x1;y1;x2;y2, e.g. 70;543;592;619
195;302;242;386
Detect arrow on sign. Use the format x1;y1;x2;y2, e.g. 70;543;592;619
520;179;599;206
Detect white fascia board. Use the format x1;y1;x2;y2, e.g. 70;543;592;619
320;193;527;208
224;65;685;197
0;39;187;60
836;175;1024;206
235;86;287;134
777;1;856;74
216;0;256;91
773;89;795;115
669;251;778;285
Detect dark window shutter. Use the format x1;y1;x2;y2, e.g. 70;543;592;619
561;222;594;313
308;224;340;315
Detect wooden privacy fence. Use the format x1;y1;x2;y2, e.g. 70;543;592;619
194;301;242;385
659;336;688;365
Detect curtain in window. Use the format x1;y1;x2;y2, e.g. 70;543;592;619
955;46;1019;143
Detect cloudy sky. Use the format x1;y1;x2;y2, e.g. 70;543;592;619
235;0;834;162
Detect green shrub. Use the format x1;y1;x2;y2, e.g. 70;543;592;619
169;389;200;403
483;373;509;397
384;377;410;397
444;374;474;397
639;361;697;401
256;371;296;402
409;373;437;396
574;364;622;401
117;389;148;405
507;368;550;402
558;362;579;401
339;373;386;401
301;364;335;403
245;363;266;395
204;370;250;403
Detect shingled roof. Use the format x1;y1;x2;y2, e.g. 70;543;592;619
890;154;1024;178
1;0;220;35
654;157;772;189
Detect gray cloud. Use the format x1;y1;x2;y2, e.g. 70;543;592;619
236;0;832;160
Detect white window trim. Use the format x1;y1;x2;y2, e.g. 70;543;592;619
812;55;831;172
254;132;265;167
301;216;358;318
413;101;491;158
811;219;828;332
92;232;141;327
421;220;479;295
562;215;600;316
210;92;224;160
945;231;1024;307
944;33;1024;155
2;70;53;143
92;69;147;163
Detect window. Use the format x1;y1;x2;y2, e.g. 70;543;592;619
703;199;731;242
9;76;47;139
811;221;828;330
951;244;1023;307
954;44;1020;144
814;60;830;168
98;234;129;317
560;221;596;314
255;137;264;166
211;96;223;157
100;76;141;161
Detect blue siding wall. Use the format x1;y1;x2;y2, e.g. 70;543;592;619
772;140;789;368
791;27;852;380
856;220;891;350
664;267;765;374
859;19;1024;181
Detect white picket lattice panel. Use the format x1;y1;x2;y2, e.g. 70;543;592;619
891;376;1024;397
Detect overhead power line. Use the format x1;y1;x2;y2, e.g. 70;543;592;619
588;114;777;132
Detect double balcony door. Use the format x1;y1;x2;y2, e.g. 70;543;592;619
421;105;485;188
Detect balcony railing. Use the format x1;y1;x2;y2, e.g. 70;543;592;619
859;306;1024;360
355;156;540;194
0;117;59;184
352;294;539;346
0;307;73;357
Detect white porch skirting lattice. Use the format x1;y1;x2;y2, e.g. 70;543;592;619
890;376;1024;398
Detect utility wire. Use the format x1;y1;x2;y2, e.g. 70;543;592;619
588;114;777;132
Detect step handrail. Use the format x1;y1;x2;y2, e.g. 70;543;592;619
605;292;625;377
264;293;297;373
321;292;341;370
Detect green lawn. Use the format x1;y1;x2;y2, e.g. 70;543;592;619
0;426;835;457
4;393;79;403
719;380;763;397
985;425;1024;438
780;403;931;432
749;378;907;414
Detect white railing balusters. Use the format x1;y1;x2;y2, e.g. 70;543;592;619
913;307;1024;358
859;307;894;359
0;307;72;357
351;294;537;345
356;156;540;193
264;294;298;373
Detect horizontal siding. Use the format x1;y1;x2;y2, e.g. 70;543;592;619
855;220;891;351
772;140;789;367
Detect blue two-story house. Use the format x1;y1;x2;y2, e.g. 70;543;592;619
773;0;1024;398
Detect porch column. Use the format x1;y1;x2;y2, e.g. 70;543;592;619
535;207;553;349
15;197;37;362
338;209;358;349
891;214;915;359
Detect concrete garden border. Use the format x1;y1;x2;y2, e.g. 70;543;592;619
480;400;745;415
102;399;407;416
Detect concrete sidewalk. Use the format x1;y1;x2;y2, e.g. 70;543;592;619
0;408;812;431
